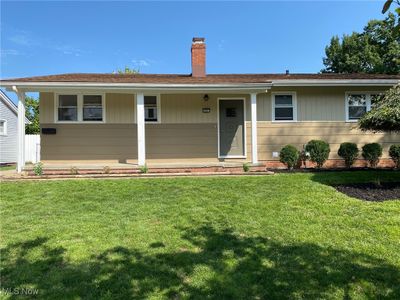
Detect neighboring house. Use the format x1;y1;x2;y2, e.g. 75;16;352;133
1;38;399;172
0;90;29;164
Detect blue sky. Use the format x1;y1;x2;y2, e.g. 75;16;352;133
0;1;390;101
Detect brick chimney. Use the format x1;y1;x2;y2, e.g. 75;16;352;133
191;37;206;77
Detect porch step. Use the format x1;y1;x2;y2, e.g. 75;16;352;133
24;164;268;176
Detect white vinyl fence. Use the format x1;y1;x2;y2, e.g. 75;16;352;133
25;134;40;163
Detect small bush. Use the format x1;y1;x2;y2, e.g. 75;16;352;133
338;142;359;168
33;162;43;176
242;163;250;172
389;144;400;169
305;140;330;168
139;164;148;174
362;143;383;168
103;166;111;174
279;145;299;170
70;167;79;175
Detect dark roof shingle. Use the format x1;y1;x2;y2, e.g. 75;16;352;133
1;73;399;84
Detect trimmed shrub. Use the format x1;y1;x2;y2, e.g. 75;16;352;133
279;145;300;170
362;143;383;168
305;140;330;168
389;144;400;169
242;163;250;172
338;142;359;168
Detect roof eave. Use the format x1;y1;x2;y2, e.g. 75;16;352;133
0;82;273;93
272;79;400;86
1;79;398;92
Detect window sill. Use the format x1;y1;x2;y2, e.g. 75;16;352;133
55;121;105;124
271;120;298;123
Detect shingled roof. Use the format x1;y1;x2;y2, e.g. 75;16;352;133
1;73;400;84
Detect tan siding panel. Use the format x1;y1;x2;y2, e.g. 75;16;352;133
146;123;217;159
258;86;389;122
39;92;54;123
255;121;400;160
41;124;137;161
160;94;251;123
106;93;135;123
41;123;218;161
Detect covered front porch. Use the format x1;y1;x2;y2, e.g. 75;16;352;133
9;86;270;173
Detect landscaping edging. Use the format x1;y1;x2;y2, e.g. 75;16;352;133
1;170;275;181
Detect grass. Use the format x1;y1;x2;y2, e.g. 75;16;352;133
0;165;15;171
1;171;399;299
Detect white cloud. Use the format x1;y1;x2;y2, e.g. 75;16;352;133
7;29;87;57
131;59;155;67
0;49;22;56
9;33;36;46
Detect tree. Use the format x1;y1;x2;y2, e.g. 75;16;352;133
322;13;400;74
115;66;139;74
382;0;400;33
25;96;40;134
358;84;400;132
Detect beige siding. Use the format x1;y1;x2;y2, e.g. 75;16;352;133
255;121;400;161
106;93;135;123
255;86;388;122
41;123;218;162
161;93;250;123
39;92;54;123
146;124;217;159
39;87;398;165
41;124;138;161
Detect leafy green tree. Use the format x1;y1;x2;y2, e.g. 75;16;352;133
115;66;139;74
322;13;400;74
25;96;40;134
382;0;400;33
359;84;400;132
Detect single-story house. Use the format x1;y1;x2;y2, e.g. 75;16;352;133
0;90;30;164
1;37;399;172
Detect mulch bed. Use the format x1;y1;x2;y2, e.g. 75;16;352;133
335;182;400;202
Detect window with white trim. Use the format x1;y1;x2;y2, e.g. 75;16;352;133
273;93;296;121
56;94;104;122
0;120;7;135
346;92;382;121
144;95;160;122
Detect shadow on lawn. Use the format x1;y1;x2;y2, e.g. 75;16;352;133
310;170;400;187
1;226;399;299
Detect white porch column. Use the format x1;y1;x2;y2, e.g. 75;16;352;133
17;91;26;173
136;93;146;166
250;92;258;164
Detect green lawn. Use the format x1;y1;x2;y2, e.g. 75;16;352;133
0;165;15;171
1;171;399;299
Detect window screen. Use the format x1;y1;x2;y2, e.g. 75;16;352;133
58;95;78;121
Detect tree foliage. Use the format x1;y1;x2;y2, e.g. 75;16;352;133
115;66;139;74
25;96;40;134
382;1;400;33
358;84;400;132
322;13;400;74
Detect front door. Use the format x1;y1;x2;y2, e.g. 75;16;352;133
219;99;245;157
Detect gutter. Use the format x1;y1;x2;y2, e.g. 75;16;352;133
271;79;400;86
0;82;273;92
0;79;398;92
